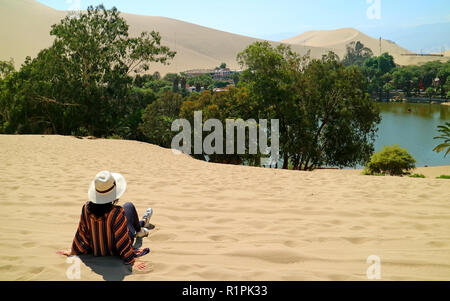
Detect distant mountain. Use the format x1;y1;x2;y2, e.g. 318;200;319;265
281;28;449;66
376;22;450;54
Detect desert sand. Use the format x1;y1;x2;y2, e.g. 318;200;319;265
0;135;449;281
1;0;447;75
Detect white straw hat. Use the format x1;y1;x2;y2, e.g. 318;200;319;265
88;171;127;204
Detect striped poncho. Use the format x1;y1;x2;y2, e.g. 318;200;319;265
71;203;139;265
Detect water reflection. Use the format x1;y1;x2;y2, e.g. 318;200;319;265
376;103;450;167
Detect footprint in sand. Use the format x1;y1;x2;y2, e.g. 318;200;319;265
283;241;298;248
22;242;36;248
208;235;238;242
28;266;45;275
413;223;428;231
151;232;177;242
342;237;369;244
427;241;447;248
350;226;365;230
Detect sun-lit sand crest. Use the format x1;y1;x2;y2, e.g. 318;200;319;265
0;135;449;281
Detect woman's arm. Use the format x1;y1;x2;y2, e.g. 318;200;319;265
56;249;75;256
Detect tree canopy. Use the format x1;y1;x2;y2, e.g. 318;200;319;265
237;42;380;170
0;5;175;136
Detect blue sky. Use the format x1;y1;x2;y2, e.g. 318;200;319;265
37;0;449;42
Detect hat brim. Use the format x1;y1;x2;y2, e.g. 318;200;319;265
88;173;127;204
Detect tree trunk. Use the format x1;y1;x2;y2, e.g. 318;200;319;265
282;153;289;169
299;158;304;171
293;157;300;170
303;157;311;171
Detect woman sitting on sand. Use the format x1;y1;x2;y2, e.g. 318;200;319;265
57;171;153;271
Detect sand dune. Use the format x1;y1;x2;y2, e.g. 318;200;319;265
0;0;329;75
0;135;449;281
282;28;449;66
1;0;447;75
436;50;450;57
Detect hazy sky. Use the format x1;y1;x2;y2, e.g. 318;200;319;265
36;0;449;41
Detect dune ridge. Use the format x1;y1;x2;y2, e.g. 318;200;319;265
0;135;449;281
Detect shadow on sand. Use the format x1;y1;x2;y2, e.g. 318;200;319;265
78;238;145;281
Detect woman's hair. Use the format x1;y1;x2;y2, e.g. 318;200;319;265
87;200;118;218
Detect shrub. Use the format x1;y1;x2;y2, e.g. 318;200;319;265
107;134;123;140
362;168;385;176
364;145;416;176
436;175;450;179
71;127;89;137
409;174;425;178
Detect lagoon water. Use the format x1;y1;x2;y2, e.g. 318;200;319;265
376;103;450;167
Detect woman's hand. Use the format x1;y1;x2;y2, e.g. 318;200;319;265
56;249;73;256
133;261;147;271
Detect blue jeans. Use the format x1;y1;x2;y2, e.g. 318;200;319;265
122;202;145;244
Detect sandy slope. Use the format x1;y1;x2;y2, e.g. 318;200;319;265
0;135;449;281
282;28;449;66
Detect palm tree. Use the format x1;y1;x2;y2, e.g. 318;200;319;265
433;122;450;157
179;72;187;90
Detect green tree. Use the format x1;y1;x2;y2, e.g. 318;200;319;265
163;73;181;92
293;53;381;170
144;79;172;94
238;41;309;169
342;41;373;67
0;59;15;79
392;66;419;97
179;72;188;90
232;72;240;86
187;74;213;92
238;42;380;170
213;81;230;88
153;71;161;80
425;87;435;100
433;122;450;157
383;83;394;101
1;5;175;136
0;60;16;132
220;62;227;69
364;145;416;176
133;74;154;88
180;88;260;165
139;91;183;147
362;53;396;100
444;77;450;95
